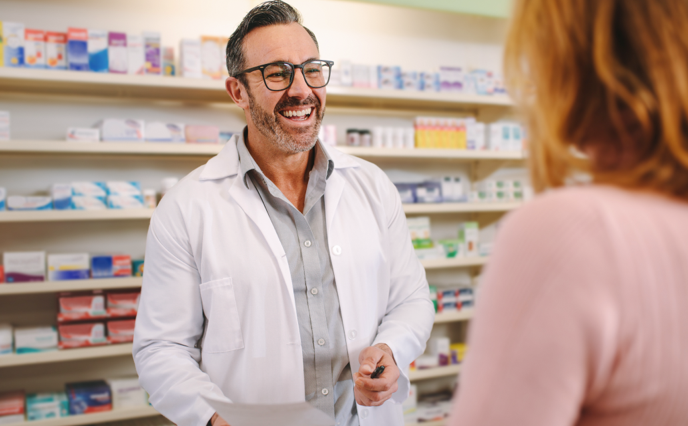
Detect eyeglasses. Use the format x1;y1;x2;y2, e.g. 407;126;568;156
233;59;334;91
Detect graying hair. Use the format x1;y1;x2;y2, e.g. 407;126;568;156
225;1;319;84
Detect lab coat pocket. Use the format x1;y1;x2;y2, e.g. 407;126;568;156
199;277;245;353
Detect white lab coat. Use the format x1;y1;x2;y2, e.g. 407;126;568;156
133;140;434;426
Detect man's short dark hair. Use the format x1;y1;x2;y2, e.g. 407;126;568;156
226;1;319;85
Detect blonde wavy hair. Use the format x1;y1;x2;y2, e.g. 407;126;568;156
505;0;688;197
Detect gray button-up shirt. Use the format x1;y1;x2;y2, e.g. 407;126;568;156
237;134;358;426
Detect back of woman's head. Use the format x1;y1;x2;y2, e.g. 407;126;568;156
506;0;688;197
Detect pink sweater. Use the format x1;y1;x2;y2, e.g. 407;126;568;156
449;185;688;426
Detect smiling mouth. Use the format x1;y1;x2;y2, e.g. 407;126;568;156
279;107;314;122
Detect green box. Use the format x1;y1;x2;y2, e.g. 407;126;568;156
438;239;461;258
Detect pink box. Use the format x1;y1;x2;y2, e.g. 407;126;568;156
106;292;140;318
185;125;219;144
58;322;107;349
107;319;135;344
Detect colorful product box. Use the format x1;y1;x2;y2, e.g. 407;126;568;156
132;259;144;277
58;293;106;322
180;38;202;78
107;195;144;209
26;392;69;421
105;181;141;196
0;22;3;67
107;319;136;343
145;122;185;142
67;27;89;71
48;253;90;281
200;36;223;79
163;46;175;76
0;266;4;284
3;251;46;282
7;196;52;211
66;127;100;142
58;322;107;349
96;119;145;142
420;72;440;92
88;30;108;72
24;29;45;68
185;125;219;144
106;292;140;317
14;326;58;353
394;183;416;204
143;32;161;75
415;181;443;203
0;323;12;355
52;183;72;210
0;390;25;425
71;196;107;210
45;32;67;69
106;378;147;409
127;34;144;75
71;181;107;198
0;187;5;210
377;65;401;90
401;71;420;91
108;32;127;74
91;255;132;278
3;22;24;67
65;381;112;414
439;66;463;92
459;222;479;257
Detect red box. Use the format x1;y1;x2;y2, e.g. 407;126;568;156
57;292;107;323
113;255;132;277
58;322;108;349
0;265;4;283
0;390;25;420
107;319;136;343
106;291;140;318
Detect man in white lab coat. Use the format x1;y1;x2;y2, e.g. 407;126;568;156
133;2;434;426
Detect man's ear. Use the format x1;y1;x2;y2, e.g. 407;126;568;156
226;77;249;109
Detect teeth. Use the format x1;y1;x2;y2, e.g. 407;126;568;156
282;108;312;118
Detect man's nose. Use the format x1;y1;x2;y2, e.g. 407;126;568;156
286;68;312;99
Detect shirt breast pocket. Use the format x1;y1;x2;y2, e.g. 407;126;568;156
199;277;245;353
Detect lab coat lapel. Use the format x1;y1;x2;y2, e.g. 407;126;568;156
325;170;346;233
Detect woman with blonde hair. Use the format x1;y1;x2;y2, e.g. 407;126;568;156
448;0;688;424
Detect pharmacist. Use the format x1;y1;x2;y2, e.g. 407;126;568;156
133;2;433;426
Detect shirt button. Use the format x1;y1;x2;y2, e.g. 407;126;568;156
322;388;329;396
318;338;325;346
348;330;357;340
311;288;319;295
304;240;312;247
360;408;369;419
332;245;342;256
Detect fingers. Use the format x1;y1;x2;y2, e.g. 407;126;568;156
354;380;399;406
354;364;400;406
212;414;231;426
358;346;384;375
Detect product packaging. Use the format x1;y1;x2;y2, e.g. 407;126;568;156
142;190;156;209
51;183;72;210
0;266;4;283
26;392;69;420
106;378;147;409
71;196;107;210
459;222;479;257
127;34;144;75
3;22;25;67
401;71;420;91
45;32;67;69
420;72;440;92
200;36;223;79
179;38;202;78
143;32;161;75
71;181;107;198
3;251;46;282
458;287;474;309
0;323;12;355
394;183;416;204
107;32;127;74
14;326;58;353
439;66;463;92
7;196;52;211
88;29;108;72
414;354;439;370
0;111;9;141
415;181;443;203
352;64;371;88
0;22;3;66
185;125;219;143
162;46;175;76
107;319;136;343
67;27;89;71
96;119;145;142
437;289;458;313
450;343;468;364
428;285;438;312
132;259;144;276
105;181;141;196
65;381;112;414
48;253;90;281
58;293;106;322
402;384;418;423
58;322;107;349
145;122;185;143
377;65;401;90
0;390;25;424
106;292;140;317
66;127;100;142
338;60;353;87
438;239;461;258
429;337;451;366
107;195;144;209
407;216;431;241
24;29;45;68
0;187;6;210
91;255;132;278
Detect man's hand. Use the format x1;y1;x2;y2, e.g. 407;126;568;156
353;343;400;407
211;413;230;426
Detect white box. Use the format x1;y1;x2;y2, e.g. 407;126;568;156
0;324;12;355
127;34;144;75
407;216;431;241
87;29;108;72
14;326;58;353
107;378;148;409
52;183;72;210
71;196;107;210
4;251;46;283
145;122;185;142
180;39;202;78
107;195;144;209
48;253;90;281
105;181;141;196
339;60;353;86
66;127;100;142
71;182;107;198
459;222;479;257
7;196;52;211
96;119;144;142
0;111;9;141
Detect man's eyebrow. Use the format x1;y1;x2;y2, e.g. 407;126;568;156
268;57;321;64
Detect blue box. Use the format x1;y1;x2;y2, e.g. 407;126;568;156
67;28;89;71
394;183;417;204
416;181;443;203
26;392;69;420
4;22;25;67
65;381;112;415
88;30;108;73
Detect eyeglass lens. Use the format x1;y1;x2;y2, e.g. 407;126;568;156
263;61;331;90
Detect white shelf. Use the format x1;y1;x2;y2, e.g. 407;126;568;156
0;344;133;368
3;405;159;426
0;209;154;223
406;421;445;426
0;277;142;295
421;257;488;269
434;309;474;323
337;146;524;161
404;202;520;214
409;364;461;381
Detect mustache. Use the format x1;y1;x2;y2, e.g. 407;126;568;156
274;94;321;112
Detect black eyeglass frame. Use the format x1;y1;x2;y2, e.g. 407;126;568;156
233;60;335;91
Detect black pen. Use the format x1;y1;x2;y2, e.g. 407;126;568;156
370;365;385;379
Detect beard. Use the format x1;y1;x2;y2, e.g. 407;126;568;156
248;90;325;154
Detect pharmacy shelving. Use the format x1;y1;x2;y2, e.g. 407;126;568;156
0;209;154;223
0;344;134;368
406;421;445;426
2;406;159;426
409;365;462;381
0;277;142;295
338;146;524;161
434;309;474;324
403;202;520;214
420;257;488;270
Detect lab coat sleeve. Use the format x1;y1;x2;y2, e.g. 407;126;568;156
372;179;435;403
133;210;224;426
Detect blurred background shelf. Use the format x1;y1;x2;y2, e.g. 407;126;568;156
0;344;134;368
409;365;462;381
0;277;143;295
2;406;159;426
403;202;520;214
434;309;474;323
420;257;488;269
0;209;154;223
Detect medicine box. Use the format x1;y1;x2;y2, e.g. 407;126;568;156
180;38;202;78
107;195;144;209
185;125;219;144
4;22;25;67
91;255;132;278
96;119;145;142
394;183;416;204
401;70;420;91
67;27;89;71
71;182;107;198
58;293;106;322
66;127;100;142
14;326;58;353
407;216;431;241
88;30;109;72
71;196;107;210
163;46;175;76
45;32;67;69
107;319;136;344
26;392;69;421
200;35;222;80
0;22;3;67
7;196;52;211
429;337;451;366
24;29;45;68
4;251;46;282
0;323;12;355
108;32;127;74
58;322;107;349
0;187;5;211
143;32;161;75
420;72;439;92
65;381;112;414
132;259;144;276
52;183;72;210
352;64;371;88
107;377;147;409
0;111;9;141
127;34;144;75
439;66;463;92
145;122;185;143
459;222;479;257
106;292;140;317
0;390;25;425
48;253;90;281
377;65;401;90
105;181;141;196
415;181;443;203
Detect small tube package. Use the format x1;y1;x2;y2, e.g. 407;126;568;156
180;38;202;78
107;32;127;74
185;125;219;144
96;119;144;142
3;22;25;67
24;29;45;69
58;293;106;322
143;32;161;75
26;392;69;421
0;323;12;355
65;381;112;414
14;326;58;353
48;253;90;281
106;292;140;317
88;30;108;73
107;319;136;343
0;390;25;425
67;27;88;71
58;322;107;349
66;127;100;142
3;251;46;282
106;377;147;409
91;255;132;278
52;183;72;210
0;187;5;211
45;32;67;69
145;122;185;142
127;34;144;75
7;196;52;211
